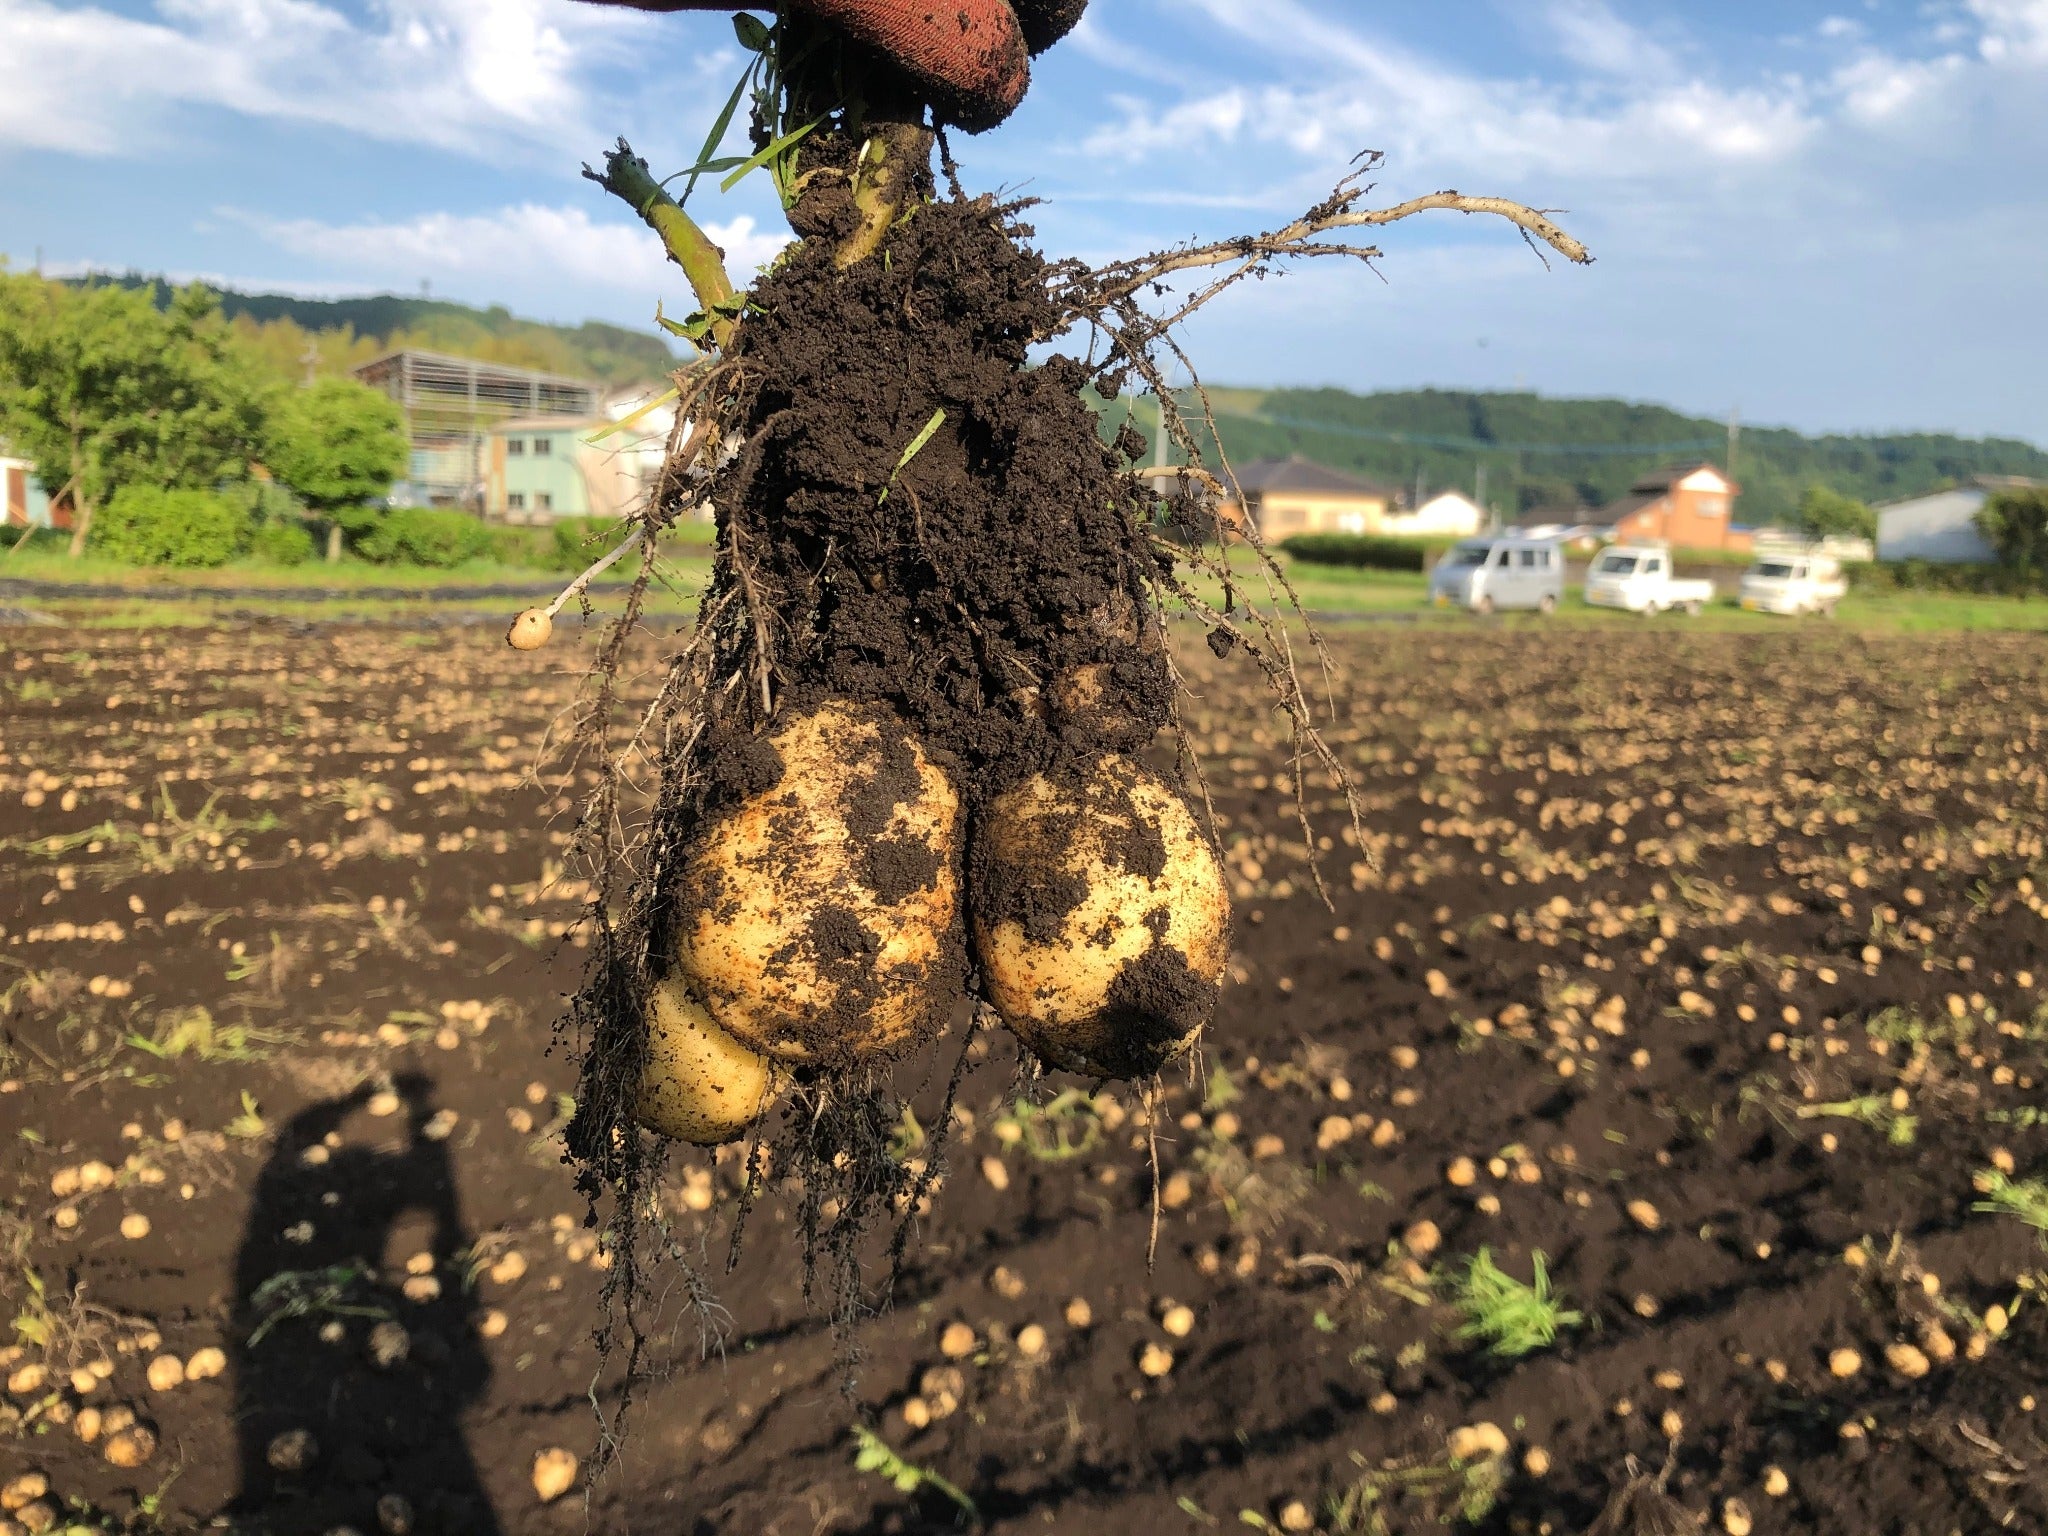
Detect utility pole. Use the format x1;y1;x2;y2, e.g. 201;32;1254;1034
300;339;321;388
1727;405;1741;483
1475;462;1489;530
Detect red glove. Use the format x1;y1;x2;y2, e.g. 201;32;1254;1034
580;0;1086;130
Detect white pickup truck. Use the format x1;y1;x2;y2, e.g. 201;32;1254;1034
1738;553;1847;617
1582;545;1717;615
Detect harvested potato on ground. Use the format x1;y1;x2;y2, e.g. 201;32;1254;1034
674;701;962;1062
636;979;782;1145
974;754;1229;1078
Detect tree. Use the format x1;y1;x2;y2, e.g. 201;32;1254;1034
0;274;263;557
1795;484;1876;542
1975;486;2048;582
262;377;409;560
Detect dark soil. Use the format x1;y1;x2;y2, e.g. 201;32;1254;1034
673;191;1174;804
3;624;2046;1536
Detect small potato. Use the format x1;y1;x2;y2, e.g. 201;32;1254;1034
974;754;1229;1078
675;702;962;1061
636;980;781;1146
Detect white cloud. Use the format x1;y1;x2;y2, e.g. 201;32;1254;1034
1830;50;1965;124
1539;0;1675;76
1081;0;1824;185
1970;0;2048;61
228;202;789;292
0;0;657;158
1064;12;1187;86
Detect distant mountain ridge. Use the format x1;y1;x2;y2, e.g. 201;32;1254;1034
79;276;2047;524
81;274;681;387
1119;386;2048;529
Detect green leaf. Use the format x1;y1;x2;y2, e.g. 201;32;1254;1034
673;63;754;206
718;117;821;195
731;11;771;51
877;407;948;504
586;384;678;444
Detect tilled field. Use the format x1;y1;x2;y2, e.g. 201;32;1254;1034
3;622;2046;1536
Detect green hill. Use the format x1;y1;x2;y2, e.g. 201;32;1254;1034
82;274;680;387
1101;386;2048;529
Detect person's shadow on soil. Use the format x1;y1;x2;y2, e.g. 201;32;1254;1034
225;1072;502;1536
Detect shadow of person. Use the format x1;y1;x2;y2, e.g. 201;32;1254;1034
224;1071;502;1535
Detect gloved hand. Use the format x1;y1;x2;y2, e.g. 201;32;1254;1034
579;0;1086;130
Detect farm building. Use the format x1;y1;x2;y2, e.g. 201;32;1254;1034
354;349;602;509
2;454;53;528
1875;477;2042;564
1575;462;1750;553
1217;455;1401;537
483;382;689;523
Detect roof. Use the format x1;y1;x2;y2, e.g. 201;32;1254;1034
1627;461;1735;494
352;348;598;393
1582;492;1663;528
1873;474;2045;510
1228;455;1396;499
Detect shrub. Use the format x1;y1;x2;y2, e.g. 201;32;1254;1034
549;516;627;572
1846;558;2041;596
1976;487;2048;581
93;486;249;567
353;507;494;568
248;519;316;567
1279;533;1440;572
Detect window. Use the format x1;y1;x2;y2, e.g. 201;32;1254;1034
1494;548;1513;567
1755;560;1795;579
1645;557;1664;574
505;439;525;456
1596;553;1638;574
1446;545;1488;567
506;492;526;510
1519;548;1543;567
535;493;554;511
532;437;553;457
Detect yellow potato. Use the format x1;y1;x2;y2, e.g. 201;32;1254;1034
636;979;780;1145
974;754;1229;1077
675;701;962;1061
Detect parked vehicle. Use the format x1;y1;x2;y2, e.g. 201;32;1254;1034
1583;545;1716;615
1428;536;1565;614
1739;553;1847;617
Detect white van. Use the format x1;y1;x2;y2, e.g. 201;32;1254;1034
1428;536;1565;614
1739;554;1847;617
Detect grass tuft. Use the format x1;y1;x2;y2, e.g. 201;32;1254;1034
1973;1169;2048;1238
1447;1247;1582;1358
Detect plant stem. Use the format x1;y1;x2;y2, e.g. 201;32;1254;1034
837;122;935;269
586;140;739;350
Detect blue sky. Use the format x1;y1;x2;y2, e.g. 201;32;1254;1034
3;0;2045;441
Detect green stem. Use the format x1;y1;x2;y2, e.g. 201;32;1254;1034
586;140;739;350
837;122;935;269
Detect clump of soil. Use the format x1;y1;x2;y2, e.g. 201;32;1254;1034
705;191;1175;794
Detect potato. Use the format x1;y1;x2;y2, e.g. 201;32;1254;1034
675;701;962;1061
636;979;780;1145
974;754;1229;1077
